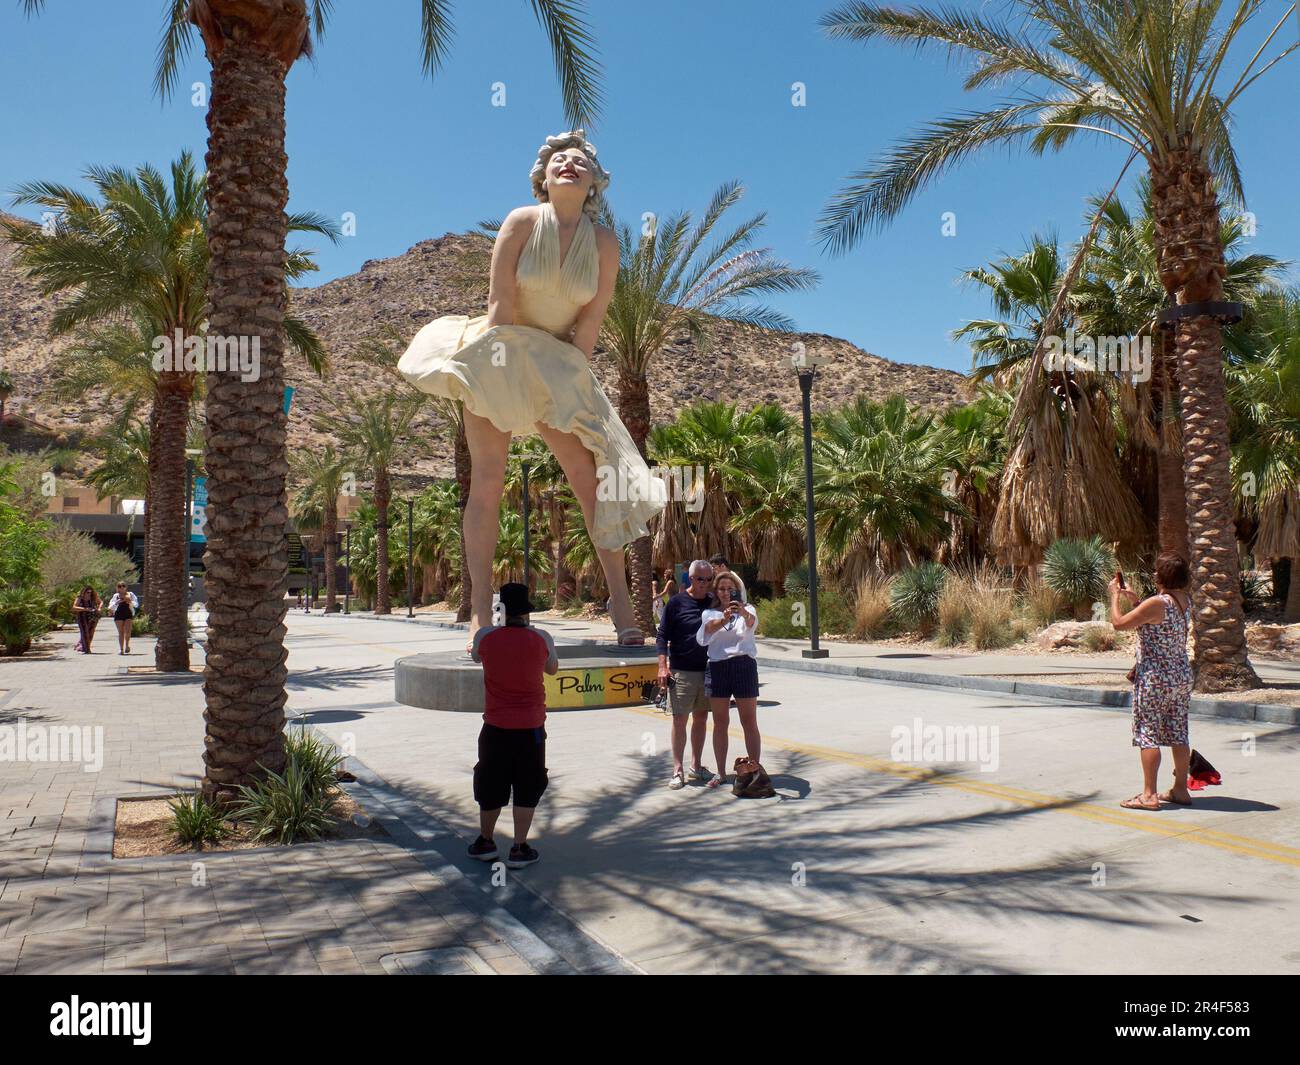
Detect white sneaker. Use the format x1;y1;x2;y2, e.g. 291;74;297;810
668;771;686;790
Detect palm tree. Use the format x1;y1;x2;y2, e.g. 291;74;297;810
815;394;961;583
1229;291;1300;622
289;444;348;613
602;183;819;630
411;480;462;604
1073;183;1285;560
817;0;1298;691
318;393;421;615
0;370;13;424
726;434;806;594
956;236;1146;569
3;155;332;675
503;436;567;601
937;387;1011;567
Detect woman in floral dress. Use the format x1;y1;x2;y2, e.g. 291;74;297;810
1109;553;1194;811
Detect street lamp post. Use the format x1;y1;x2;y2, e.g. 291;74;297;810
406;498;415;619
795;352;829;659
343;522;352;615
522;460;531;591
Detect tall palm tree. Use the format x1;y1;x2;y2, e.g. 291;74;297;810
817;0;1298;691
1073;183;1285;560
289;443;347;613
318;393;421;615
602;183;819;631
937;387;1011;566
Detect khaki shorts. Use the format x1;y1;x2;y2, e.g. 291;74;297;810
668;670;710;715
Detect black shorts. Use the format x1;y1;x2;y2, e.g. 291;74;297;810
473;724;548;810
705;656;759;700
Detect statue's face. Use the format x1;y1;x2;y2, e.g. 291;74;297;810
546;147;595;198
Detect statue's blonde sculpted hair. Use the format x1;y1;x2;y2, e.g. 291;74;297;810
529;128;610;220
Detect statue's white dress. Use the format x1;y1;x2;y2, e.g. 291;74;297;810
398;203;666;550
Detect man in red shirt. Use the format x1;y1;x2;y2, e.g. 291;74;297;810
467;583;559;868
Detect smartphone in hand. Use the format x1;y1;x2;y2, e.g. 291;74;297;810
1115;568;1126;590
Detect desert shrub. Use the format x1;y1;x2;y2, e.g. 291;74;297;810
1041;537;1114;618
935;576;971;646
168;790;230;847
757;588;853;638
889;562;947;633
0;586;52;656
1240;572;1270;612
1081;625;1119;652
131;612;156;637
852;573;894;640
1021;576;1065;629
968;585;1018;649
783;561;810;599
231;759;336;845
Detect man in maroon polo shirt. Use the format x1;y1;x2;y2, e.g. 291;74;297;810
467;583;559;868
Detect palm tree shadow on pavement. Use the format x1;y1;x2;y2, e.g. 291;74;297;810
370;748;1259;974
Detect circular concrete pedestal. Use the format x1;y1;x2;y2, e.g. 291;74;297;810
395;643;660;712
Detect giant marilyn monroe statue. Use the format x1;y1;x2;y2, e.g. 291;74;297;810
399;130;667;648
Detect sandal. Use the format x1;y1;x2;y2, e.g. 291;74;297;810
706;773;725;789
1119;794;1161;811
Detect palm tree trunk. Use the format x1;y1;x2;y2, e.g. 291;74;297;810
323;502;338;612
616;366;655;634
1284;557;1300;624
143;398;161;617
153;379;192;671
374;466;391;614
1154;331;1189;560
1150;148;1259;692
454;412;472;623
196;1;307;800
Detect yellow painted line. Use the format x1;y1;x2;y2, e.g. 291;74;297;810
622;705;1300;868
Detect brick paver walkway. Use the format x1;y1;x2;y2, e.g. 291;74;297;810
0;627;601;975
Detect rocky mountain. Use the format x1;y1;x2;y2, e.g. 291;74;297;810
0;212;968;484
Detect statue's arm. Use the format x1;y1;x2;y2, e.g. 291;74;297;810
570;225;619;359
485;207;534;329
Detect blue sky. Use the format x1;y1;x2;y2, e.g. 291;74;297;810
2;0;1297;374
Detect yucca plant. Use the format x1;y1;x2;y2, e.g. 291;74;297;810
889;562;947;633
231;759;336;846
1041;537;1115;620
283;726;346;797
168;790;230;848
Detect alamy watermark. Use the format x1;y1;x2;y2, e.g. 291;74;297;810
0;720;104;773
596;463;701;512
890;717;999;773
1043;328;1151;383
150;326;261;381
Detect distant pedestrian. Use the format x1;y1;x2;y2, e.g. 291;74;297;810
105;582;139;655
467;582;559;868
652;567;677;625
72;585;101;654
1110;554;1194;811
708;554;730;579
696;571;761;788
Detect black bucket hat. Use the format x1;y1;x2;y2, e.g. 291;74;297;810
499;582;536;618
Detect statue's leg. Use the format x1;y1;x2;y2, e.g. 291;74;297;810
534;421;637;636
464;409;511;644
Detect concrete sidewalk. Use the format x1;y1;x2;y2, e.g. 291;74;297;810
0;627;624;975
